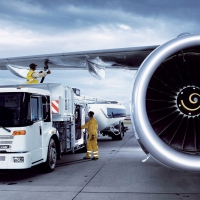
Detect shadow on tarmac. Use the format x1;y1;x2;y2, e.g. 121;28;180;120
56;158;92;167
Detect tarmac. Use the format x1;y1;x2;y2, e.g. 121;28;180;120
1;124;200;200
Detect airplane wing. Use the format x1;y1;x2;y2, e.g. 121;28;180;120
0;45;158;79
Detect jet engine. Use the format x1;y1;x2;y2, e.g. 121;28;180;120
131;33;200;171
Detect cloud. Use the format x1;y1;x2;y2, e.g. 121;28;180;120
1;1;199;37
118;24;131;30
0;0;200;115
1;0;200;59
0;23;169;58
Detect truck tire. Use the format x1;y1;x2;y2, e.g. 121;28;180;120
42;138;57;172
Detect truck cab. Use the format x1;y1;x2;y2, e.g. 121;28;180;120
0;85;55;170
0;83;86;172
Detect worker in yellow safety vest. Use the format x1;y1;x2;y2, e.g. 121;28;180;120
78;111;99;160
26;63;51;84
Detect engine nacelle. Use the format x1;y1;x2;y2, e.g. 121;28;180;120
131;33;200;171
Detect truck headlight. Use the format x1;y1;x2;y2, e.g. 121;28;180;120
13;157;24;163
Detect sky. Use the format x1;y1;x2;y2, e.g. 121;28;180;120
0;0;200;113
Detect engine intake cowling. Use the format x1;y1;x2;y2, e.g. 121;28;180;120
132;34;200;171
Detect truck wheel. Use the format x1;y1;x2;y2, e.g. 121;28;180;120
43;138;57;172
117;123;124;140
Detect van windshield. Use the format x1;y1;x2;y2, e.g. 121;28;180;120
107;108;126;118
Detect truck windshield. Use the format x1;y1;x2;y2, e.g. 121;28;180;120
0;92;30;127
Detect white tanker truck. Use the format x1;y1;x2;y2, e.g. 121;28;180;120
74;92;128;140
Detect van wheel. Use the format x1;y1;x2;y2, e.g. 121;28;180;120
42;138;57;172
117;123;124;140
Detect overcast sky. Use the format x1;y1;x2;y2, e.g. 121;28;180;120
0;0;200;113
